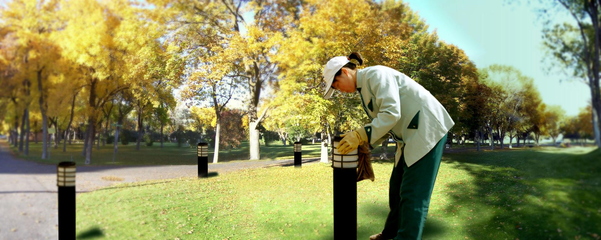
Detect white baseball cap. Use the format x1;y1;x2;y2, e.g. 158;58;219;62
322;56;349;99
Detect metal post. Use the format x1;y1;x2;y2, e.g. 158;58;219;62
57;162;76;240
294;142;302;168
198;143;208;178
331;136;358;240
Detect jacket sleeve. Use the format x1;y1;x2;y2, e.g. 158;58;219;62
364;69;401;147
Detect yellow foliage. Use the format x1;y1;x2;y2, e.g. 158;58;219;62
190;106;216;129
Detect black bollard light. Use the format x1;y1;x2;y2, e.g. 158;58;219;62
331;136;359;240
294;142;302;168
198;143;208;178
57;161;76;240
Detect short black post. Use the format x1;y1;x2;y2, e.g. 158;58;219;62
57;162;76;240
198;143;208;178
332;136;358;240
294;142;302;168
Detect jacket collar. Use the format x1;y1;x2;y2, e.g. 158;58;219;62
356;68;366;93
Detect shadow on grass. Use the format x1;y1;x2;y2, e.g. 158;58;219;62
358;203;448;239
204;172;219;178
442;148;601;239
94;180;177;191
77;226;104;239
279;158;321;167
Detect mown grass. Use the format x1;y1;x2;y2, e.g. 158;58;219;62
8;141;323;166
75;146;601;239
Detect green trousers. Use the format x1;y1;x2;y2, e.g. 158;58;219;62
381;134;447;240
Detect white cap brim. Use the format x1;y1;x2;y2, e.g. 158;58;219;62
323;56;349;99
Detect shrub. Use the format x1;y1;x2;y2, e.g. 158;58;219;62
143;133;154;146
107;135;115;144
121;136;129;145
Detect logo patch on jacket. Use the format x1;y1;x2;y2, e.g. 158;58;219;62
408;111;419;129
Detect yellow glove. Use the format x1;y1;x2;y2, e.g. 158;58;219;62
337;127;368;154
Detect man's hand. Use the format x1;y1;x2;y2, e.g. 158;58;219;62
337;127;368;154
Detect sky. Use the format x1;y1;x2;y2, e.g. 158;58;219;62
403;0;591;116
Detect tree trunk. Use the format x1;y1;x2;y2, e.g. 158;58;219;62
589;1;601;149
477;130;482;152
249;120;260;160
160;120;164;148
54;120;60;149
12;114;19;147
84;79;97;165
64;91;78;152
279;132;287;146
593;107;601;148
47;121;52;159
213;118;221;164
84;119;95;165
320;131;328;163
497;126;505;149
82;126;87;156
136;103;143;151
63;129;68;152
37;69;48;160
97;130;101;150
248;104;268;160
103;120;108;147
19;108;26;152
113;121;121;163
24;111;29;156
489;126;494;150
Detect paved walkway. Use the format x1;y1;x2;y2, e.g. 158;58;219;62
0;140;320;239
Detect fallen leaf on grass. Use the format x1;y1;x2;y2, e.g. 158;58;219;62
101;176;124;181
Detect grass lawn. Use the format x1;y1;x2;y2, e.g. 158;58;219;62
74;146;601;239
7;141;324;166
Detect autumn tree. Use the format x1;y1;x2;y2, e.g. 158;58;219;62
459;75;494;151
219;109;246;149
111;92;134;162
544;105;566;144
578;105;595;140
273;0;391;150
1;0;63;159
479;65;543;149
152;0;246;162
151;0;295;160
525;0;601;148
273;0;473;154
55;0;181;164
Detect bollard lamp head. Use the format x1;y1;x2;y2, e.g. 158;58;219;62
331;136;359;168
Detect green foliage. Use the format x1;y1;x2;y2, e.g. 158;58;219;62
285;121;311;144
120;136;129;146
120;129;137;145
143;133;153;147
106;135;114;144
184;130;199;147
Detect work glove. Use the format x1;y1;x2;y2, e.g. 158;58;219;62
337;127;368;155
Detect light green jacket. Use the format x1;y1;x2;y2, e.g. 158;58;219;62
356;66;455;167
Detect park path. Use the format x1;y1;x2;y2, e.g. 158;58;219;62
0;140;319;239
